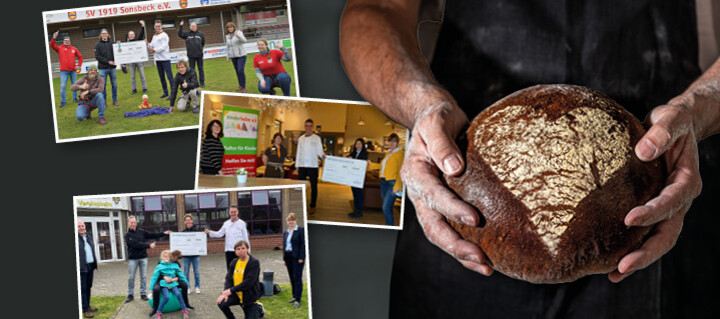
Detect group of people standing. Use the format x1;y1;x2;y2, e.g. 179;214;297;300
51;18;295;125
77;208;305;318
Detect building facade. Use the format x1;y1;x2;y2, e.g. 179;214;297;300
46;0;291;75
76;187;304;263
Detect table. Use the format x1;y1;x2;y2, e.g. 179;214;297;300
196;174;310;189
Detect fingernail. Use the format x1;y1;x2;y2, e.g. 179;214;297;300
443;154;462;173
480;265;492;276
636;139;656;160
460;215;476;226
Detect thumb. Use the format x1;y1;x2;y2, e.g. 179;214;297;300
635;105;692;161
420;124;464;176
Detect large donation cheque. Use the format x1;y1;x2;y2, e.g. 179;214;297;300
113;41;149;65
321;155;368;188
169;232;207;256
221;106;259;176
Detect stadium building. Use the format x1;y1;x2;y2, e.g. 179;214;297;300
45;0;292;76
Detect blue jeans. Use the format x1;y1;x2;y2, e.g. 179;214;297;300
75;93;106;120
127;258;148;296
60;70;77;103
97;68;117;102
231;56;247;88
380;180;398;226
156;60;173;94
159;286;187;312
183;256;200;289
258;72;291;96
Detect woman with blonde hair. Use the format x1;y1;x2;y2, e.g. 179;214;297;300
282;213;305;308
225;22;248;92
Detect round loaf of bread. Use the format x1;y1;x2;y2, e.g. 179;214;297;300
444;84;665;283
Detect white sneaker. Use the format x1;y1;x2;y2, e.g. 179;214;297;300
195;288;200;294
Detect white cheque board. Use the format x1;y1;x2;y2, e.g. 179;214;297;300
113;41;149;65
170;232;207;256
321;155;368;188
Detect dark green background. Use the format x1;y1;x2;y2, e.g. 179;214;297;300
19;0;395;318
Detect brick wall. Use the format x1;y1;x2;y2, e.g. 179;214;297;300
47;1;290;74
146;236;282;257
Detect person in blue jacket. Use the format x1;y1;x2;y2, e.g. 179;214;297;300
149;250;190;319
282;213;305;308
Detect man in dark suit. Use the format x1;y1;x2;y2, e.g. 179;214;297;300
282;213;305;308
77;220;98;318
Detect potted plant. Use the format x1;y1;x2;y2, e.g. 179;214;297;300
235;168;248;183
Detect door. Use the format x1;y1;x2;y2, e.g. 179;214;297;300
81;215;125;263
95;221;113;262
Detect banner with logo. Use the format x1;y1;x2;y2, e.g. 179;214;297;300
244;10;278;25
221;106;259;176
76;197;129;210
45;0;252;24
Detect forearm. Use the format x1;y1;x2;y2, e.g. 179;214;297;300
668;57;720;140
340;0;450;129
255;67;264;80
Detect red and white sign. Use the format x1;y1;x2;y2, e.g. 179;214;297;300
45;0;255;24
244;10;278;25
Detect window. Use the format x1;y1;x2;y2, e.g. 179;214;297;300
184;192;229;232
48;31;70;42
83;28;104;38
238;190;282;235
188;16;210;26
161;20;175;29
130;195;178;240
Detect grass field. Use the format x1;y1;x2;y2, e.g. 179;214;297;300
88;295;126;319
52;53;297;141
87;284;308;319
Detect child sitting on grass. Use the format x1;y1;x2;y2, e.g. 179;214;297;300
149;250;190;319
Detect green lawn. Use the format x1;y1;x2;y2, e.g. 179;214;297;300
52;52;297;141
259;283;310;319
88;295;126;319
86;284;308;319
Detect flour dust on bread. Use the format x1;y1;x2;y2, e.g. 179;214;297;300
445;84;665;283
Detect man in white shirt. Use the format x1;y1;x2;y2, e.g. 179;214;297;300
205;205;250;269
296;119;326;209
147;19;173;99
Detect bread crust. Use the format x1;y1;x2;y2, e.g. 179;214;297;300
445;84;665;283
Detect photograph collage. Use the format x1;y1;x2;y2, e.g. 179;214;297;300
37;0;720;318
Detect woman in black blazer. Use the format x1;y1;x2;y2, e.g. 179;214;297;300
348;138;369;218
282;213;306;308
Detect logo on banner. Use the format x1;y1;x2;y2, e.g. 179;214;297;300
179;0;188;8
224;111;258;139
68;11;77;20
200;0;210;5
112;197;121;205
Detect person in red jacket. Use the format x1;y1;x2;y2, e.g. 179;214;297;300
49;30;83;107
253;39;293;96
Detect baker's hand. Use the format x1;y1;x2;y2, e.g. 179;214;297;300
402;100;493;276
609;104;702;283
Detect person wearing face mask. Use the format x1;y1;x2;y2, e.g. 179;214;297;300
347;138;369;218
49;30;83;107
262;132;288;178
253;38;293;96
200;120;225;175
225;22;248;93
124;20;148;95
94;28;119;106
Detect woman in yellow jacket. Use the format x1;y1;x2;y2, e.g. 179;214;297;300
380;133;404;226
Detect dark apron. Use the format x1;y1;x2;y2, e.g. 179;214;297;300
391;1;720;318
